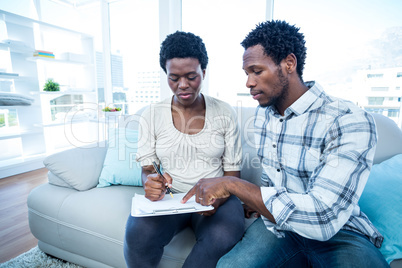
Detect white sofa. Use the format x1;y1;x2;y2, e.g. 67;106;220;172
28;107;402;268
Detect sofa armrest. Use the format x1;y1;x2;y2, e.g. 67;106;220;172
44;144;108;191
371;113;402;164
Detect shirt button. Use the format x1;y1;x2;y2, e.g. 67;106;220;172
277;169;281;172
272;144;277;148
279;119;284;122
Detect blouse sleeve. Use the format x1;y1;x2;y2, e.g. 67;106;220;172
136;105;159;166
222;105;242;171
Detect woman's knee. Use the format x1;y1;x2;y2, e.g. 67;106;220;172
125;216;165;247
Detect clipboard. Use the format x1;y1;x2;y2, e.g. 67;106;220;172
131;193;214;217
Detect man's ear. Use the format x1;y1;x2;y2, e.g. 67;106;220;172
284;53;297;74
202;69;206;79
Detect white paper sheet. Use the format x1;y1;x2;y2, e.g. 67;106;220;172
131;192;214;217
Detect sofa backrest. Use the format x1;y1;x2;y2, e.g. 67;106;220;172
235;107;402;185
234;106;262;185
128;106;402;186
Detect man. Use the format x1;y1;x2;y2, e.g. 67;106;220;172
182;20;389;267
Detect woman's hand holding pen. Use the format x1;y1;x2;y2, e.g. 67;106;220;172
144;172;173;201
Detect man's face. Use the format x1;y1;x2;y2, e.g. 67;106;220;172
242;44;289;108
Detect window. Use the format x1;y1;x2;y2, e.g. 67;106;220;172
182;0;267;107
371;87;389;91
388;109;399;118
274;0;402;128
50;95;84;122
0;109;18;128
108;0;160;114
365;108;383;114
367;74;383;78
368;97;384;106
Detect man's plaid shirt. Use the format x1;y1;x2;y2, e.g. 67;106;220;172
254;81;383;247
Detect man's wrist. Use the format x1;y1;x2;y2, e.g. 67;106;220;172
223;176;242;196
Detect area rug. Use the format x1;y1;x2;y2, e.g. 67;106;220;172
0;246;83;268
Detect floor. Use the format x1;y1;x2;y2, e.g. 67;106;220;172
0;168;48;263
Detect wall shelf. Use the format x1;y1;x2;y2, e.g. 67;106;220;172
0;74;36;82
0;40;34;54
0;10;98;178
34;119;93;127
30;90;96;95
0;128;43;140
0;72;19;79
26;56;93;65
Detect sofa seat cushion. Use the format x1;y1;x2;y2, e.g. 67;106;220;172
359;154;402;264
28;184;140;267
28;183;200;268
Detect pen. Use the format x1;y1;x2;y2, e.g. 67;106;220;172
152;161;174;198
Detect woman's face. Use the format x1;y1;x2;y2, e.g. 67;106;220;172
166;57;205;107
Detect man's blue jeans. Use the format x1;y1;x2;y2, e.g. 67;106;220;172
217;217;389;268
124;195;244;268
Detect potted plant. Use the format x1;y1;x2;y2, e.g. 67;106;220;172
102;106;122;112
43;79;60;92
102;106;122;119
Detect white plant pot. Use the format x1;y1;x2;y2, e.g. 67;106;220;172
103;111;122;126
104;111;122;118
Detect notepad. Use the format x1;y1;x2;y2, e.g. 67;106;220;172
131;193;214;217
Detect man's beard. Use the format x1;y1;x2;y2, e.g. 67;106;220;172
260;68;289;109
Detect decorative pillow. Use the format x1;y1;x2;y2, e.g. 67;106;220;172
359;154;402;264
97;128;142;187
44;145;107;191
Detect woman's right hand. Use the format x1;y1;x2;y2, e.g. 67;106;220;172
144;172;173;201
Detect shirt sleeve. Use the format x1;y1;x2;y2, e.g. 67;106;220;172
260;111;377;241
221;105;242;172
136;105;159;166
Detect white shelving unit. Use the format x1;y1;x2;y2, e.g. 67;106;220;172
0;10;99;178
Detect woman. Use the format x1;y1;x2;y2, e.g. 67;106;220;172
124;31;244;268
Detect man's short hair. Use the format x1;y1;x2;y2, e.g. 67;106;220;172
159;31;209;73
241;20;307;79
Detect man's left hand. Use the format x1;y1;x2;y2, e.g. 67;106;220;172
181;177;231;206
198;197;228;216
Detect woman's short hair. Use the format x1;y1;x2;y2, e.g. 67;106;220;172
159;31;208;73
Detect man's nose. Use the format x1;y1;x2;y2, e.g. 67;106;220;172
246;75;256;89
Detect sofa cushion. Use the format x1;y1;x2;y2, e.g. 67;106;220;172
359;154;402;264
44;145;107;191
97;128;142;187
